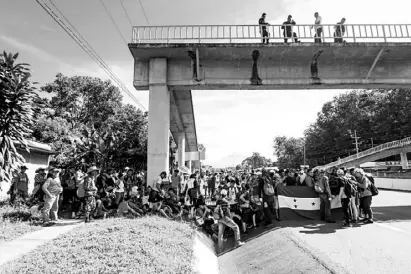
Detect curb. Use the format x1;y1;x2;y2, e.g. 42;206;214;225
378;187;411;193
192;232;219;274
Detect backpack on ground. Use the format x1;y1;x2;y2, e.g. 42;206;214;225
263;179;275;196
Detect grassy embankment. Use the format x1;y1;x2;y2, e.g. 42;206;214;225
1;216;197;274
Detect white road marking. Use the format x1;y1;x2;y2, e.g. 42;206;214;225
374;221;411;236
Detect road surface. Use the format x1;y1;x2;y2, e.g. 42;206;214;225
218;190;411;274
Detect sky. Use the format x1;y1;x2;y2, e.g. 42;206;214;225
1;0;408;166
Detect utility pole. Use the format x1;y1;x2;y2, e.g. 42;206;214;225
371;138;374;147
350;130;363;156
303;140;306;165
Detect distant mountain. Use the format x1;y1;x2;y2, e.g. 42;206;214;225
204;153;246;169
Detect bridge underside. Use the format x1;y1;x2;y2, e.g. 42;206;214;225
130;43;411;91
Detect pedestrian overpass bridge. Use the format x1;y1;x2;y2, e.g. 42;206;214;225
128;23;411;182
319;137;411;170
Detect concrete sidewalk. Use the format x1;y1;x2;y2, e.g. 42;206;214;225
0;220;83;266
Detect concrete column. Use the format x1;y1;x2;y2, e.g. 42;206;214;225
147;58;170;187
177;132;186;168
186;160;192;173
400;152;409;169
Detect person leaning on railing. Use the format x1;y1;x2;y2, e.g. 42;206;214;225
281;15;300;43
259;13;270;44
334;18;346;43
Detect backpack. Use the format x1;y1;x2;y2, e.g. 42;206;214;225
76;181;85;198
343;178;357;198
212;205;222;220
263;180;275;196
365;175;379;196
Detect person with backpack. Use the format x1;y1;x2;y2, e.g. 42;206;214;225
337;169;353;227
259;169;276;227
215;189;245;251
354;168;374;224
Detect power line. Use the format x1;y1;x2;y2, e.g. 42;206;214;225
138;0;150;25
37;0;146;111
120;0;133;26
99;0;128;44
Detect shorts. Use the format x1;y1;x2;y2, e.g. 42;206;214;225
85;196;96;213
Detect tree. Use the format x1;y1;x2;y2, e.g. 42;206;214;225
33;74;149;170
273;136;304;169
41;73;123;130
0;51;41;186
241;152;273;169
235;164;242;170
303;89;411;166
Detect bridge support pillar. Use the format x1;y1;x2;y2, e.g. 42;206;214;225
400;152;409;169
186;160;192;173
176;132;186;169
147;58;170;187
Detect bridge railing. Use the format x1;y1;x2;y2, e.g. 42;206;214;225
131;24;411;44
323;136;411;169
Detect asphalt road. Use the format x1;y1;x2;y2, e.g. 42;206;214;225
218;190;411;274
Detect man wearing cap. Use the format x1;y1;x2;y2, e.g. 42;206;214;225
11;165;30;202
83;166;99;223
259;13;270;44
314;169;335;223
42;168;63;226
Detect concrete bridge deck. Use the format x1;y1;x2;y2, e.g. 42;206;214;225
130;42;411;91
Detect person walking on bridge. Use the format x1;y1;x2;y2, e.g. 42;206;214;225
311;12;323;43
259;13;270;44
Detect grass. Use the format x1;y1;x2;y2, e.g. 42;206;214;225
1;216;197;274
0;200;43;244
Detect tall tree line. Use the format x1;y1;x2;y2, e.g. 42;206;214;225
273;90;411;168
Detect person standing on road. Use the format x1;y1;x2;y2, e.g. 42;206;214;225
315;169;335;223
354;168;374;224
312;12;323;43
259;169;276;227
259;13;270;44
337;169;352;227
170;169;182;195
42;168;63;226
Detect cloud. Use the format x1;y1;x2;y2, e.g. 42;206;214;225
39;25;56;32
0;35;68;66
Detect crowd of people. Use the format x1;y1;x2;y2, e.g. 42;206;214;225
7;163;377;250
258;12;347;43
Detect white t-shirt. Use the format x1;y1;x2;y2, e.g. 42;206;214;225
315;16;322;29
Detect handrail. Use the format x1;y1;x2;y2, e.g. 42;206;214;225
322;136;411;169
131;24;411;44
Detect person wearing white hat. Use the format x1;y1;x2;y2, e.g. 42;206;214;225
42;168;63;226
83;166;99;223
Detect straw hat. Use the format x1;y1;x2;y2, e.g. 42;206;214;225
87;166;99;174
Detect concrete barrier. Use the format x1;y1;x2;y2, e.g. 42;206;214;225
192;232;218;274
375;177;411;191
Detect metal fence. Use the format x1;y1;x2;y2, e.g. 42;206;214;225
131;24;411;44
323;136;411;169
